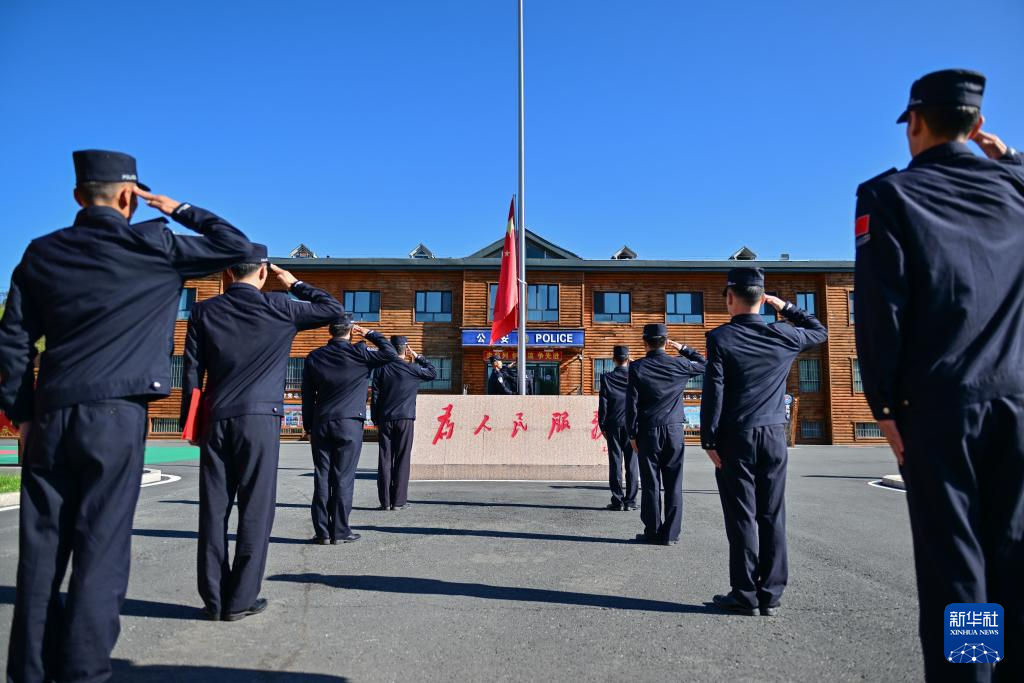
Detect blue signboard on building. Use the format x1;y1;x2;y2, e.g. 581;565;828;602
461;329;585;347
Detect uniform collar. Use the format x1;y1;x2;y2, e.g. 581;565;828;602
645;348;667;358
328;337;352;347
73;205;130;228
908;141;974;168
731;313;766;325
226;282;265;297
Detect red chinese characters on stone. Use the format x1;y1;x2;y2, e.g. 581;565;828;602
432;403;455;445
474;414;493;435
547;411;570;440
591;410;602;440
511;412;528;438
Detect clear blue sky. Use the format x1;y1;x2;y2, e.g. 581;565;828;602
1;0;1022;283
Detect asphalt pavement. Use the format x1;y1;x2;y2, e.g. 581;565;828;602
0;443;920;682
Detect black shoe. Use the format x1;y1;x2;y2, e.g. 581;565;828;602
311;536;330;545
225;598;268;622
634;533;659;544
662;538;679;546
606;503;624;511
623;503;638;511
760;604;780;617
392;504;407;510
199;606;220;621
332;533;361;544
377;505;389;511
711;594;758;616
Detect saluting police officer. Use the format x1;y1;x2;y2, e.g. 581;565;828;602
0;150;251;682
626;324;706;545
486;356;515;395
855;69;1024;681
700;268;827;617
302;316;398;542
598;345;638;511
372;336;436;510
181;248;342;621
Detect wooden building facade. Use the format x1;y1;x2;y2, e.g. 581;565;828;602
147;232;882;446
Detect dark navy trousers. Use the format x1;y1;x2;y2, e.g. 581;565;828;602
198;414;281;616
310;418;363;539
637;423;685;543
900;395;1024;683
7;398;147;683
714;423;788;610
377;419;414;509
604;426;638;507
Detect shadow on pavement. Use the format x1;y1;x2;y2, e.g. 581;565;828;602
0;586;198;621
353;525;633;545
801;475;878;480
159;499;382;512
267;573;718;615
405;499;604;511
112;660;349;681
132;529;309;545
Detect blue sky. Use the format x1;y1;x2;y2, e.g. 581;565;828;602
1;0;1021;283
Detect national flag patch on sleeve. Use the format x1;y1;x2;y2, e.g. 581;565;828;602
855;215;871;246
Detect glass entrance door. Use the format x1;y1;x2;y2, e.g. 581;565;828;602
527;362;560;395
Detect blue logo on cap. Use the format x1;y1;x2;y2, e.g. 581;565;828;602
944;604;1003;664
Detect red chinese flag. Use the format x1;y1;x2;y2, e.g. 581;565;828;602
182;388;202;441
490;198;520;344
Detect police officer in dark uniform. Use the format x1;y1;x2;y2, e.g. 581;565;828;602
181;248;342;621
598;345;638;511
0;150;252;682
486;356;515;395
371;336;436;510
700;267;827;617
855;69;1024;681
302;316;398;542
626;324;706;545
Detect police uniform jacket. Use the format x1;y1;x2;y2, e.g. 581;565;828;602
372;356;437;422
598;365;629;430
487;367;515;395
626;346;706;439
302;332;399;429
700;304;827;449
855;142;1024;420
0;204;251;424
180;280;343;425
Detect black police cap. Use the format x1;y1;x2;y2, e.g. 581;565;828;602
241;243;270;264
335;312;354;326
488;355;500;364
724;267;765;295
391;335;408;347
72;149;150;191
642;323;668;339
613;345;629;360
896;69;986;124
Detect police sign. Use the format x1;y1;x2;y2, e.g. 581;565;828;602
461;329;585;347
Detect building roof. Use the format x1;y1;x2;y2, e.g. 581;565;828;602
466;230;582;260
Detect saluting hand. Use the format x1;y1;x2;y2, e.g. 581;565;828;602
270;264;298;289
972;130;1009;160
763;294;786;311
666;339;683;351
405;346;419;360
133;187;182;215
352;324;368;336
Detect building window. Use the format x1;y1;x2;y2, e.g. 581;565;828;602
666;292;704;324
799;359;821;393
488;283;559;322
760;292;779;323
852;359;864;393
150;417;179;434
849;291;855;324
170;355;184;389
796;292;817;316
801;421;824;439
594;358;615;391
286;357;304;391
686;374;704;390
178;288;196;320
594;292;631;323
855;422;883;439
416;291;452;323
421;357;452;390
343;290;381;323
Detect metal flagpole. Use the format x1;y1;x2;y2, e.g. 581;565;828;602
516;0;527;395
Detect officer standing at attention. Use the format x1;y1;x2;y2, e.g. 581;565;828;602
0;150;252;682
598;345;638;511
626;324;706;545
855;69;1024;681
181;248;342;621
486;356;515;395
700;268;827;617
302;316;398;542
372;336;436;510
